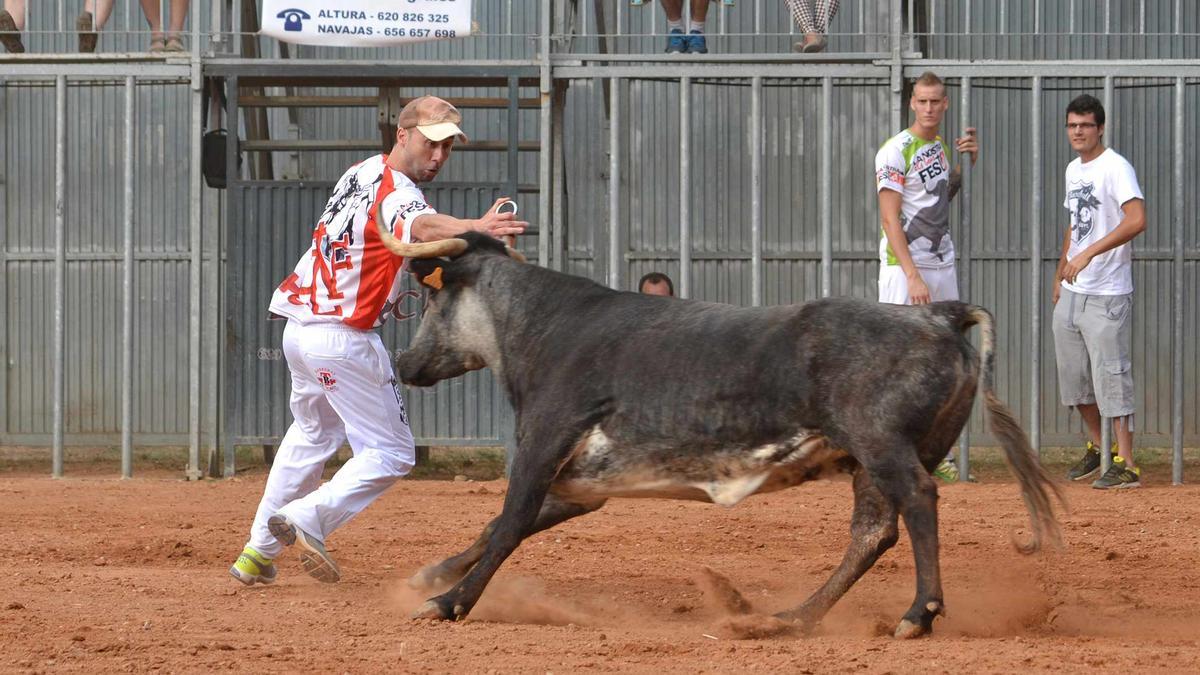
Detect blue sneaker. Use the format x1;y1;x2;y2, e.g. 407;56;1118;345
665;28;686;54
687;30;707;54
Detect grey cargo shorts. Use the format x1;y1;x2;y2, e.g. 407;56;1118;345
1051;287;1134;419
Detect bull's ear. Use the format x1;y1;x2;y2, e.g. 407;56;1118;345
409;259;446;290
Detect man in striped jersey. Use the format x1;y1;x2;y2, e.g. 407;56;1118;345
230;96;527;586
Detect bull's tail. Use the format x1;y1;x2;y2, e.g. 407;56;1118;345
961;305;1065;554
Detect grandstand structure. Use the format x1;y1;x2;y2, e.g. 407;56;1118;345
1;1;1196;482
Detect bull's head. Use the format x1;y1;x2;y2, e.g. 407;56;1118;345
374;212;524;387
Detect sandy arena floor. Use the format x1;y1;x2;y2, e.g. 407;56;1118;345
2;465;1199;673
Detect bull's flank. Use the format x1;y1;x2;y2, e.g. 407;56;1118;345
381;226;1063;640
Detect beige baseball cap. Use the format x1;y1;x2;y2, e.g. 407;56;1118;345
397;95;468;143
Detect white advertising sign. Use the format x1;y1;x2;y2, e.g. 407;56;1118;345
261;0;472;47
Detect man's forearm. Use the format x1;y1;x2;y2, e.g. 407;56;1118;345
948;166;962;200
410;213;479;243
881;218;921;279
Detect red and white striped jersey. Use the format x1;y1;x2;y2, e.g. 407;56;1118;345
269;155;437;329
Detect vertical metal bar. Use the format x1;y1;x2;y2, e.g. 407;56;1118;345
957;76;972;481
1104;76;1114;138
1100;417;1112;474
0;84;8;441
751;76;763;307
859;0;866;35
616;0;624;37
929;0;936;37
755;0;762;35
506;76;520;215
234;0;242;56
1000;0;1006;33
1029;76;1042;457
551;85;566;271
1173;77;1184;484
191;0;199;56
1105;0;1111;35
506;0;514;35
680;76;692;299
890;0;903;130
52;77;67;479
608;77;621;290
188;58;203;480
223;76;240;478
963;0;971;35
538;0;552;269
122;77;136;479
1139;0;1146;34
820;77;832;298
58;0;65;32
1176;0;1183;34
1069;0;1076;34
1034;0;1041;35
908;0;915;51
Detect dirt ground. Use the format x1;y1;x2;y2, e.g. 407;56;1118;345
2;458;1200;674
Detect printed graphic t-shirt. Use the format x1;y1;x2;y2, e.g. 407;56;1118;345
875;129;955;269
269;155;437;328
1061;147;1144;296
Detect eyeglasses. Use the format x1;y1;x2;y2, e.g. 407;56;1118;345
1065;122;1099;131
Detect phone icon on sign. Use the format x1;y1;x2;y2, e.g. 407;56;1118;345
276;8;311;32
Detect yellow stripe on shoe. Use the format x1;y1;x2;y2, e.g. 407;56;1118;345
229;546;277;586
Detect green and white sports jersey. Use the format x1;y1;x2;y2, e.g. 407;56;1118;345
875;130;955;269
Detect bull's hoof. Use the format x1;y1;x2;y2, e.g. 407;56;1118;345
893;602;942;639
411;600;452;621
772;610;820;636
892;618;928;639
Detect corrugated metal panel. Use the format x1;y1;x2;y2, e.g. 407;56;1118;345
3;81;207;440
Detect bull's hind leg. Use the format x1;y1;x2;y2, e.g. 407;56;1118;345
867;454;945;639
409;494;605;591
775;469;899;632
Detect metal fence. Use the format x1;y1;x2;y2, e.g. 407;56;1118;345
2;0;1197;482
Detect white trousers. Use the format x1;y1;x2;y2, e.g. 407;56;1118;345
878;265;960;305
247;321;415;558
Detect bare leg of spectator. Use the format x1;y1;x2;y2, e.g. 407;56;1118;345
164;0;189;51
660;0;711;53
787;0;840;53
0;0;25;54
140;0;188;51
78;0;115;53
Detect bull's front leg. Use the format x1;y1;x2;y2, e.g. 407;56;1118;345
409;494;605;592
411;432;569;621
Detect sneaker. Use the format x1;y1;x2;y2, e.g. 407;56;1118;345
1092;456;1141;490
268;513;341;583
686;30;707;54
76;11;97;53
665;28;686;54
933;458;958;482
229;546;277;586
0;9;25;54
1066;441;1104;481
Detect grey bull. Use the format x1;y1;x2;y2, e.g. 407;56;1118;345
378;230;1063;639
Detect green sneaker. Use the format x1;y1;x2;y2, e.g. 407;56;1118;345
268;513;341;583
1091;456;1141;489
933;458;958;482
229;546;277;586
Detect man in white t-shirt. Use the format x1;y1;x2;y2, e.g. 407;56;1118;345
875;70;978;481
1053;94;1146;490
229;96;528;586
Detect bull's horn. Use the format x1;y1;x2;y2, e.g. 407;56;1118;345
506;246;527;263
374;201;468;258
